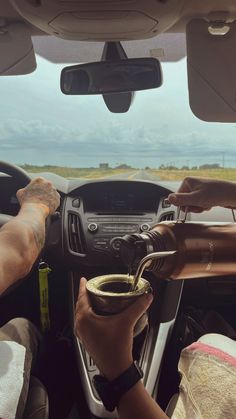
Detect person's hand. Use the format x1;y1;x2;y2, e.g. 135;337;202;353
75;277;153;381
16;177;60;216
168;177;236;213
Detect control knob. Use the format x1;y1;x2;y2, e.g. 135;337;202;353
110;237;123;253
88;223;98;232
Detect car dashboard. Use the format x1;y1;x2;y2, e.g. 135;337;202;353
62;180;176;268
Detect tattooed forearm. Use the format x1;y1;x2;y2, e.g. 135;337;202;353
32;221;45;250
20;218;45;251
17;205;47;252
0;178;59;292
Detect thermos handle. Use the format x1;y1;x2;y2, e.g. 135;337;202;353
176;206;188;223
232;209;236;223
163;199;189;223
176;207;236;223
165;199;236;224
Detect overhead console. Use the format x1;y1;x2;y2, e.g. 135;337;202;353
10;0;185;40
62;180;176;267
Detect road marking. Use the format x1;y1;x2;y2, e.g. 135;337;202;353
128;171;139;179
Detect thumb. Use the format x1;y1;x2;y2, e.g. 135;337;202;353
168;191;198;207
16;188;23;203
120;292;153;327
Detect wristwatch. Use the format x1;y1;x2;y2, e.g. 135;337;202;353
92;361;143;412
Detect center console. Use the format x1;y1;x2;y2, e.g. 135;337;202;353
65;180;182;418
70;271;183;418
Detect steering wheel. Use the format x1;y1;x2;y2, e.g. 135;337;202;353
0;161;31;228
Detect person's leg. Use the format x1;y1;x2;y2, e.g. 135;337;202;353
23;376;49;419
0;318;41;419
198;333;236;357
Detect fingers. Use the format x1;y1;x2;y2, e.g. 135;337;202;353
75;277;94;340
168;192;208;213
186;205;211;213
75;277;91;313
16;188;23;201
75;278;153;327
34;176;49;183
181;206;203;213
119;292;153;327
168;191;200;207
16;177;60;214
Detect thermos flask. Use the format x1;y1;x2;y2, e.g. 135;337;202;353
118;221;236;280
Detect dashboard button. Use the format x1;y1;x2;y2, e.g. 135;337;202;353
93;238;109;249
88;222;98;232
72;198;80;208
162;198;171;208
140;223;150;232
110;237;123;252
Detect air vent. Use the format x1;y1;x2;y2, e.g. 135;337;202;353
68;213;85;254
159;212;174;222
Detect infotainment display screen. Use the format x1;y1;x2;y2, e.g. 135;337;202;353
83;183;159;213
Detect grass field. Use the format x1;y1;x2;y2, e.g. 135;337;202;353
149;168;236;181
20;164;236;181
20;164;132;179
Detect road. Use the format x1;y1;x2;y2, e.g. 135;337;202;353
103;170;180;191
105;169;159;181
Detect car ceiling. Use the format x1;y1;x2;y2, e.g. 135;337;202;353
1;0;236;62
1;0;236;122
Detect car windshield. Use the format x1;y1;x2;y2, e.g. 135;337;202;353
1;55;235;181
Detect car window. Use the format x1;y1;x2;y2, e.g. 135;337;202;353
1;55;235;181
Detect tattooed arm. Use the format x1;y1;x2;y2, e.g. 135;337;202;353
0;177;60;295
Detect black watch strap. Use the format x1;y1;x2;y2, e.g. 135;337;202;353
93;361;143;412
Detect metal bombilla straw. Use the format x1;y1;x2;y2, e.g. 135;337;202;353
132;251;177;291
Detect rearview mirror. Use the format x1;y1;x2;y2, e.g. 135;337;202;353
60;58;162;95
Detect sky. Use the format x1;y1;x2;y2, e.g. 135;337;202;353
0;55;236;168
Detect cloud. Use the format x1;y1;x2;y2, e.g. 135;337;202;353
0;116;235;167
1;55;236;168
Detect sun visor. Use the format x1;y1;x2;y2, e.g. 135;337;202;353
0;22;36;75
186;18;236;122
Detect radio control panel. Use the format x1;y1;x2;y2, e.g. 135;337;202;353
63;180;175;266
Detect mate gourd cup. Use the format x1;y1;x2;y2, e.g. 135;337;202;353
86;274;151;336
